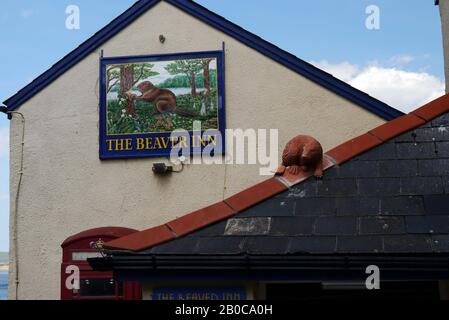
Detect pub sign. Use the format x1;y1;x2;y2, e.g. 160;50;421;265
99;50;226;159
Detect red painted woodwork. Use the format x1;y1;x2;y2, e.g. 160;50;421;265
61;227;141;300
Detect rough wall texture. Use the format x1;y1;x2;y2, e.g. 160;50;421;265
9;1;384;299
440;0;449;92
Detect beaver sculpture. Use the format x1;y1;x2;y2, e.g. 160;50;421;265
276;135;324;178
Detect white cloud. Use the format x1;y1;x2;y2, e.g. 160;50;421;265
0;127;9;159
312;59;445;113
314;60;360;83
389;54;415;66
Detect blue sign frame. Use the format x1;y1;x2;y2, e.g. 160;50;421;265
99;50;226;159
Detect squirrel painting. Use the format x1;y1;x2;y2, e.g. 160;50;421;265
276;135;324;178
126;81;195;117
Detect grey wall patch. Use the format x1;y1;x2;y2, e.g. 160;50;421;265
224;217;272;236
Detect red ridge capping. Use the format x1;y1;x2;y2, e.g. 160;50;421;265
412;94;449;121
224;177;288;212
103;224;175;252
167;201;236;237
325;133;383;165
369;114;425;142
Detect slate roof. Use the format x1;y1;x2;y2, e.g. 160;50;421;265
2;0;402;120
99;94;449;259
152;128;449;255
113;112;449;257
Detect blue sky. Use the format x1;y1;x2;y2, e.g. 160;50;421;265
0;0;445;252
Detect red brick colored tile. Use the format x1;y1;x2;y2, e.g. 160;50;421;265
325;133;382;165
224;177;288;212
166;201;236;237
281;169;314;185
412;94;449;121
103;224;175;251
369;114;425;142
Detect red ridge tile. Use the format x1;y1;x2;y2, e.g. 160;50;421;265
325;133;382;165
103;224;175;251
412;94;449;121
369;114;425;142
224;177;288;212
281;170;313;185
166;201;236;237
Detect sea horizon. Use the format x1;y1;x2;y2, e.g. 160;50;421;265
0;271;8;300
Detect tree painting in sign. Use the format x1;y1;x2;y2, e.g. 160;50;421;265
106;58;219;134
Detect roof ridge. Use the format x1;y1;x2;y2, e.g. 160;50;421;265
103;93;449;252
3;0;403;120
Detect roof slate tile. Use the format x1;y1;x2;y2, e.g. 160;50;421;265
244;237;290;254
335;197;380;216
289;237;337;254
396;142;437;159
383;235;433;253
314;217;357;235
406;216;449;234
294;197;336;216
270;217;316;236
380;196;425;215
357;178;401;196
337;236;383;253
195;237;246;254
359;216;406;235
400;177;444;195
316;179;358;196
436;141;449;157
418;159;449;176
423;195;449;215
378;159;418;177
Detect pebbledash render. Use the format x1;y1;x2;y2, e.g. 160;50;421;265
3;0;409;300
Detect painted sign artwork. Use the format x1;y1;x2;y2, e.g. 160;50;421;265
99;51;225;159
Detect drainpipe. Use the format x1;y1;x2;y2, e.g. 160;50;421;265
1;105;25;300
